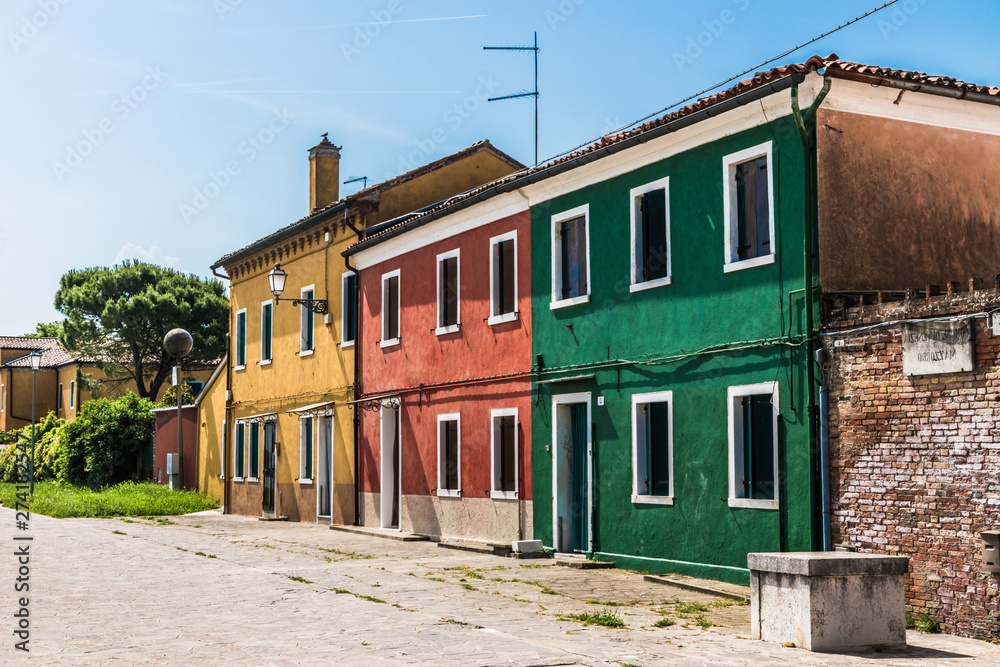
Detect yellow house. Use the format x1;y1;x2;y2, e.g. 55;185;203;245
208;137;523;523
0;336;214;433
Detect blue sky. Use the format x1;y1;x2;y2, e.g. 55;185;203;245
2;0;997;335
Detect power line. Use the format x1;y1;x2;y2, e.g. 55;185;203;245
536;0;901;168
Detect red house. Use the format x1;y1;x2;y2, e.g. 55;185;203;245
346;194;532;544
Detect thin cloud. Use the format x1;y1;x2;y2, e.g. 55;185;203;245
181;90;460;95
313;14;487;28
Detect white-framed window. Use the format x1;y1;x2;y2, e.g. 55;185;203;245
233;421;246;480
436;249;461;335
631;391;674;505
234;308;247;370
341;271;358;347
219;419;227;480
630;177;671;292
490;408;519;499
248;420;260;481
436;413;461;497
727;382;779;510
380;269;401;347
260;300;273;364
551;204;590;309
723;141;775;273
299;414;314;483
57;382;63;411
69;380;75;409
300;285;315;355
489;230;518;325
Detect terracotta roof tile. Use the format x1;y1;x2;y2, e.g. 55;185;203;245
0;337;95;368
212;140;524;269
348;55;1000;251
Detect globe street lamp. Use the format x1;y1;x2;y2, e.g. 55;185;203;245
29;350;41;495
163;329;193;490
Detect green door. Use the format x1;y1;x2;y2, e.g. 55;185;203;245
262;421;276;514
570;404;589;552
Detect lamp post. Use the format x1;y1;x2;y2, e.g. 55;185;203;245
268;264;328;313
163;329;193;490
28;350;41;495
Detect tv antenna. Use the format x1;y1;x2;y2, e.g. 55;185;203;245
344;175;368;190
484;31;539;166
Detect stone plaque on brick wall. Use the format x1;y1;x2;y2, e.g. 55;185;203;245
902;320;974;376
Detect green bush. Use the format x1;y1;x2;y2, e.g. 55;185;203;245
59;392;155;488
0;412;65;483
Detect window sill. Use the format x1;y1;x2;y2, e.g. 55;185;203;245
259;359;272;366
379;338;400;349
487;312;518;326
435;324;461;336
550;295;590;310
233;477;244;482
436;489;461;498
299;349;315;357
298;478;313;485
728;497;778;510
246;477;259;483
629;276;672;293
340;340;355;349
723;254;774;274
490;490;518;500
218;474;225;480
631;494;674;506
234;365;246;372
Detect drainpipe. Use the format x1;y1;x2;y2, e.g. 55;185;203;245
818;351;832;551
214;268;233;516
345;206;363;526
791;73;831;552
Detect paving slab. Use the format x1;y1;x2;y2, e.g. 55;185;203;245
1;508;998;665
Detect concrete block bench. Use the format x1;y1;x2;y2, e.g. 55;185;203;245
748;552;909;652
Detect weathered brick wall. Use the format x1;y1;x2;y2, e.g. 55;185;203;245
823;286;1000;638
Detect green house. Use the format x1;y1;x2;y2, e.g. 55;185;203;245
528;60;831;584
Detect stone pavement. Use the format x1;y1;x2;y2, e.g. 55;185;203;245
2;507;1000;666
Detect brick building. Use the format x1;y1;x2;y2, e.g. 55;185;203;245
822;283;1000;638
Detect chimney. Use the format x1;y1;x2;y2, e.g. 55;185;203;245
308;134;341;212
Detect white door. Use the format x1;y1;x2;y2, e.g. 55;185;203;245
380;405;400;529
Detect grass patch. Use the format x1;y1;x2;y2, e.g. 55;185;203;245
112;530;127;535
675;601;708;614
586;599;630;607
460;583;477;591
426;576;446;583
915;613;940;633
357;594;386;604
288;575;312;584
653;617;675;628
560;609;626;628
695;615;712;629
0;481;217;519
711;597;750;608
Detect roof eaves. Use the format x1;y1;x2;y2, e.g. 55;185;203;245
344;64;808;256
212;140;523;271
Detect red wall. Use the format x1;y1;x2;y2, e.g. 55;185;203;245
154;406;198;490
358;210;533;500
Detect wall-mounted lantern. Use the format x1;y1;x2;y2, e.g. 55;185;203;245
268;263;328;314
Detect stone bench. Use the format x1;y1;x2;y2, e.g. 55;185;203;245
748;552;909;652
